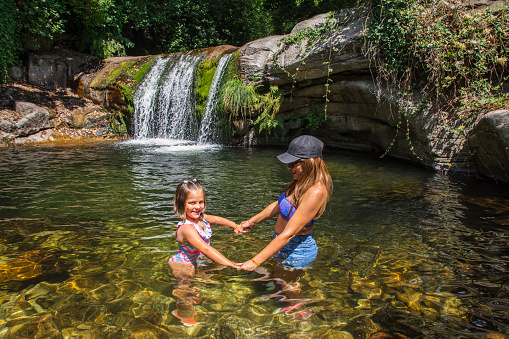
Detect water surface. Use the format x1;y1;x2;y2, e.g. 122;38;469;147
0;140;508;338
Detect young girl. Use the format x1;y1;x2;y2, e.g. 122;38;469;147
169;179;241;326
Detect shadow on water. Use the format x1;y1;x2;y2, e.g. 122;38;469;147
0;140;508;338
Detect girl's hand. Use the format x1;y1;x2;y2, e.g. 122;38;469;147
233;224;244;234
236;259;258;271
240;221;254;232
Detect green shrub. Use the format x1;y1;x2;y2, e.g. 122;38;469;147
366;0;509;116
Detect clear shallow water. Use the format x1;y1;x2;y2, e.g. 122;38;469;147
0;140;508;338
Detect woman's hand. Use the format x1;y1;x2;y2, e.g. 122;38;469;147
236;259;258;271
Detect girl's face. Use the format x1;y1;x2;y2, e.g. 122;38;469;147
287;160;304;181
185;189;205;222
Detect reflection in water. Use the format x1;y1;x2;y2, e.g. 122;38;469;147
0;141;508;338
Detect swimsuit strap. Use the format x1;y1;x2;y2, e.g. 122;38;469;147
176;218;212;240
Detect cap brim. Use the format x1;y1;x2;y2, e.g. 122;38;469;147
277;152;301;164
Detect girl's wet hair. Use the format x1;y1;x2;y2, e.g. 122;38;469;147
173;179;206;220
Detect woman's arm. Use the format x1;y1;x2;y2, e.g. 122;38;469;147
180;224;236;267
240;201;279;232
204;214;242;233
238;187;326;271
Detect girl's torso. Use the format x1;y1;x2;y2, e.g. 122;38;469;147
170;218;212;263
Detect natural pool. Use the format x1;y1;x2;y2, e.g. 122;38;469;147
0;140;508;338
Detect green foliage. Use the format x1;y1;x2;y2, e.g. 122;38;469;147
109;111;128;136
305;105;327;130
366;0;509;114
219;76;285;138
67;0;112;27
365;0;509;160
18;0;67;50
0;0;19;82
254;86;285;138
195;59;220;119
219;77;260;120
90;38;129;58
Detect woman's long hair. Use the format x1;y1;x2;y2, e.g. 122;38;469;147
285;157;333;210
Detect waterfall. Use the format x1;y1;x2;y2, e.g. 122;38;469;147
133;53;203;140
133;51;232;144
197;54;232;144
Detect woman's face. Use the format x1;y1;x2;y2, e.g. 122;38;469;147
185;189;205;221
287;160;304;181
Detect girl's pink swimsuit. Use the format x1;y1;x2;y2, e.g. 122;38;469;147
168;218;212;266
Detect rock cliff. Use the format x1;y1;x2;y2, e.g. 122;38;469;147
235;7;509;182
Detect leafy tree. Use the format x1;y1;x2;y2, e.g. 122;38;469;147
2;0;362;83
0;0;20;81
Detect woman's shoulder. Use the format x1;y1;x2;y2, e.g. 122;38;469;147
303;183;328;201
309;182;328;194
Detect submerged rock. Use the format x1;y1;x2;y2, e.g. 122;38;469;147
213;314;260;339
0;250;68;291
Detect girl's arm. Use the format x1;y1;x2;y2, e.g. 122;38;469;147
179;224;236;267
238;187;326;271
203;214;242;233
240;201;279;232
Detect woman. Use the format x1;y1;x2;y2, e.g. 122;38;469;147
237;135;333;272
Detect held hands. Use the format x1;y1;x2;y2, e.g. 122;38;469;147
235;259;258;271
233;223;244;234
239;220;254;233
232;221;253;234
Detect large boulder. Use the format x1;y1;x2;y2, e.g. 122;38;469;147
14;101;51;137
467;110;509;182
240;10;369;87
28;54;68;89
27;50;101;89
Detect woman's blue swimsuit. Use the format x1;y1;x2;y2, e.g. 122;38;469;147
274;192;318;269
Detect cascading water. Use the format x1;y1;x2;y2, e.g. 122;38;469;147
133;53;203;140
197;54;232;144
133;51;232;145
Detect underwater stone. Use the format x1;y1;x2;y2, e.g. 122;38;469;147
0;250;68;291
214;314;259;339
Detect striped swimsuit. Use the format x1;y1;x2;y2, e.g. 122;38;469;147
168;218;212;266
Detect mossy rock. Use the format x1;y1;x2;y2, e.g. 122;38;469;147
89;56;156;91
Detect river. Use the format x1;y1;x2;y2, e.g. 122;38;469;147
0;140;508;338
